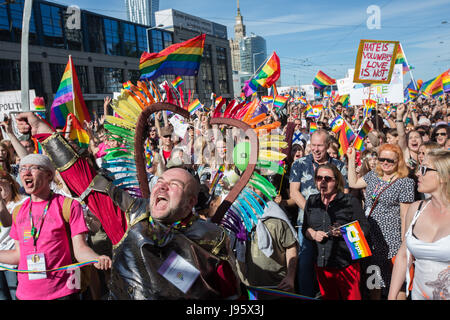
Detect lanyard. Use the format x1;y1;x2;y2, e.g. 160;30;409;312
29;193;53;249
148;213;195;246
371;175;396;200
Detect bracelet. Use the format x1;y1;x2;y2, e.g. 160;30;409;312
395;119;402;123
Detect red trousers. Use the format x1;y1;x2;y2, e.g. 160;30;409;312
315;263;362;300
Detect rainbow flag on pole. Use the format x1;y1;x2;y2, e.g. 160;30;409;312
312;71;336;90
171;76;184;89
440;69;450;93
394;43;411;75
420;75;444;98
63;113;90;148
340;220;372;260
50;56;91;128
139;34;205;80
353;119;372;151
187;98;203;113
242;52;281;97
273;95;288;108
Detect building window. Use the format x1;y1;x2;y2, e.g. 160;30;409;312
86;14;105;54
151;29;163;52
40;3;64;48
94;67;123;93
0;59;43;97
75;65;89;94
199;44;214;96
216;47;229;94
49;63;67;93
136;26;147;56
9;0;38;44
0;4;10;41
122;22;137;57
127;69;140;84
163;32;173;49
104;18;120;56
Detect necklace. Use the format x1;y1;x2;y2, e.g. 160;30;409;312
371;174;396;200
148;213;196;246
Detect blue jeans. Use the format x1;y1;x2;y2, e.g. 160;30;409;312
0;271;17;300
296;223;318;297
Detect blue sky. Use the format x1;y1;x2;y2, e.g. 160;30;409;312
57;0;450;87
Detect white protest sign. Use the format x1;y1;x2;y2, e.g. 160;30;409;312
350;64;404;105
353;40;399;84
336;77;353;95
0;90;36;115
300;85;315;101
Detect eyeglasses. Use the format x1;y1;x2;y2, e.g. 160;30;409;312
418;165;437;176
378;158;397;164
315;175;335;183
19;166;44;173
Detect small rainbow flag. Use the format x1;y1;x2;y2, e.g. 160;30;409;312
337;94;350;108
215;96;223;107
353;119;372;151
209;165;225;194
306;104;323;118
171;76;184;89
139;34;205;80
50;56;91;128
273;95;288;108
33;97;45;112
394;43;411;75
309;122;317;134
261;96;273;104
340;220;372;260
297;96;307;105
123;81;132;90
63;113;90;148
363;99;376;119
312;70;336;90
187;98;203;113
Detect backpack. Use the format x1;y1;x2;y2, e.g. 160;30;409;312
12;196;92;292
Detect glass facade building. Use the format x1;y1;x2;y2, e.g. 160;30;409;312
125;0;159;27
239;35;267;74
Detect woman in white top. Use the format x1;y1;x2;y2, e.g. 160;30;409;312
388;149;450;300
0;170;25;300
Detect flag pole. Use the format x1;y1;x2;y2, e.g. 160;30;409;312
400;43;417;90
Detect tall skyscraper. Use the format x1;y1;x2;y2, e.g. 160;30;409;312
125;0;159;26
239;34;267;74
230;0;246;72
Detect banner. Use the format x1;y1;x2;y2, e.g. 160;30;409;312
349;64;404;105
353;39;399;84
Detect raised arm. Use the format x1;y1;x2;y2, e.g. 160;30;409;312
346;146;368;189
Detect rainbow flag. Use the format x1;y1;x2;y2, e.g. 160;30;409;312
63;113;90;148
242;52;281;97
139;34;205;80
261;96;273;104
306;104;323;118
171;76;184;89
395;43;411;75
273;95;288;108
420;75;444;98
297;96;307;105
209;165;225;194
123;81;132;90
337;94;350;108
353;119;372;151
441;69;450;93
187;98;202;113
340;220;372;260
309;122;317;134
363;99;376;119
50;56;91;128
312;70;336;90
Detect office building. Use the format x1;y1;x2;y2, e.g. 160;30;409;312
125;0;159;27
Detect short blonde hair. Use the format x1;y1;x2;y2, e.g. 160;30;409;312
427;149;450;202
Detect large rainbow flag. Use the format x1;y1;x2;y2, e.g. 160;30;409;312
441;69;450;93
340;220;372;260
420;75;443;98
312;70;336;90
50;56;91;128
139;34;206;80
242;52;281;97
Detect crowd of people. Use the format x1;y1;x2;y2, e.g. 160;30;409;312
0;91;447;301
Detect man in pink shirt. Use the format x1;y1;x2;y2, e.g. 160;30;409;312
0;154;111;300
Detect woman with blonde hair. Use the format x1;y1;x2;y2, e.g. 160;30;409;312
389;149;450;300
347;143;415;299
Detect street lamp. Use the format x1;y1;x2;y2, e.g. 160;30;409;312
146;24;164;53
252;51;264;73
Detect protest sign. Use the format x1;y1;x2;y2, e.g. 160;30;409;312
300;85;315;101
349;64;403;105
0;90;36;114
169;113;189;138
336;77;353;96
353;39;399;84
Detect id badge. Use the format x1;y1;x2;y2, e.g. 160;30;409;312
26;253;47;280
158;251;200;294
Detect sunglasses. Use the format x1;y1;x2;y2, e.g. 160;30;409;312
378;157;397;164
418;165;437;176
315;175;335;183
436;132;447;137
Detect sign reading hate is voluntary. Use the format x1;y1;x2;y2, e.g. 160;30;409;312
353;40;399;84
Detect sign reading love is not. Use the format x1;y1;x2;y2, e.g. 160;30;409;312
353;39;399;84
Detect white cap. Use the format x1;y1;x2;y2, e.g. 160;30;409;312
19;154;55;174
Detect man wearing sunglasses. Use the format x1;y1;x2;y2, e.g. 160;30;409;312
289;129;349;298
14;112;241;300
